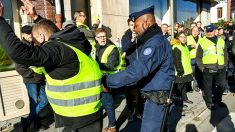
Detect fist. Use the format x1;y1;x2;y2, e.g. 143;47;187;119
103;86;109;92
132;32;137;39
191;44;196;48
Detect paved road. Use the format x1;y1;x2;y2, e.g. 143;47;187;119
1;85;235;132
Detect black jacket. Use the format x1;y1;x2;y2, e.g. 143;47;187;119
95;42;119;71
0;16;101;129
121;29;141;65
172;43;193;83
15;40;45;83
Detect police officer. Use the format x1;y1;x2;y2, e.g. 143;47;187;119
196;24;229;110
0;1;103;132
102;6;175;132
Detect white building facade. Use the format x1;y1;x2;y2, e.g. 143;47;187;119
210;0;228;23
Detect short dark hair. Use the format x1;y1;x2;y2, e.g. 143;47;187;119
127;18;134;25
176;31;187;39
197;21;202;24
161;23;168;27
190;22;197;26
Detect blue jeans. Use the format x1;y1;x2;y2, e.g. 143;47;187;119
102;92;116;127
25;83;48;122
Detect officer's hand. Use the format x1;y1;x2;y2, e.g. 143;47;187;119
21;0;38;20
0;0;4;17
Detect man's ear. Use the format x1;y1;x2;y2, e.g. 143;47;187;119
95;37;98;41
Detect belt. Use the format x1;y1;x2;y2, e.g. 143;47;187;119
141;91;170;105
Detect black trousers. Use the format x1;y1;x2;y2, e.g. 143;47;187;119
202;68;227;106
125;86;144;114
62;118;103;132
174;82;189;101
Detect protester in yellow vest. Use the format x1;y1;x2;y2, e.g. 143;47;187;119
0;1;104;131
74;10;100;51
187;26;201;60
187;26;202;92
171;31;194;107
95;28;121;132
196;24;229;110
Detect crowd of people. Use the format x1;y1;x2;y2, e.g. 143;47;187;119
0;0;235;132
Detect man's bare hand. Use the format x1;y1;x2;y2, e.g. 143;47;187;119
103;86;110;92
191;44;196;48
94;19;100;25
21;0;38;20
0;0;4;17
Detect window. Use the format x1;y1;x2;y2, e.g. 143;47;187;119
176;0;197;28
129;0;168;24
217;7;223;19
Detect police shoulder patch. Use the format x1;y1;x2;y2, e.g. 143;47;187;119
143;47;152;56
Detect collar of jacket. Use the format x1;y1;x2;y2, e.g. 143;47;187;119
138;23;162;44
206;36;218;44
95;40;113;49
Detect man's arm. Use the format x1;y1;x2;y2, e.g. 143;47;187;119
224;42;228;66
121;33;137;53
0;17;61;67
15;63;34;78
196;44;204;72
104;44;161;88
0;1;61;67
172;48;184;76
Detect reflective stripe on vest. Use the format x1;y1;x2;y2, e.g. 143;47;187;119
172;44;193;76
186;35;201;59
43;41;103;117
199;37;225;65
47;93;101;106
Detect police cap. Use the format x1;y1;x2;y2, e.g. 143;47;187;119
21;25;32;34
129;5;154;22
205;24;216;33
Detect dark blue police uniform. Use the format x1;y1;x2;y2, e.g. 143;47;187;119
103;6;175;132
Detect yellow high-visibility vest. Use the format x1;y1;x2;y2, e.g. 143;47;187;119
172;44;193;76
199;37;225;65
186;35;201;59
100;44;126;74
43;41;103;117
30;66;44;75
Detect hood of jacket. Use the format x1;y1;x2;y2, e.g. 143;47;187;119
49;25;91;55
